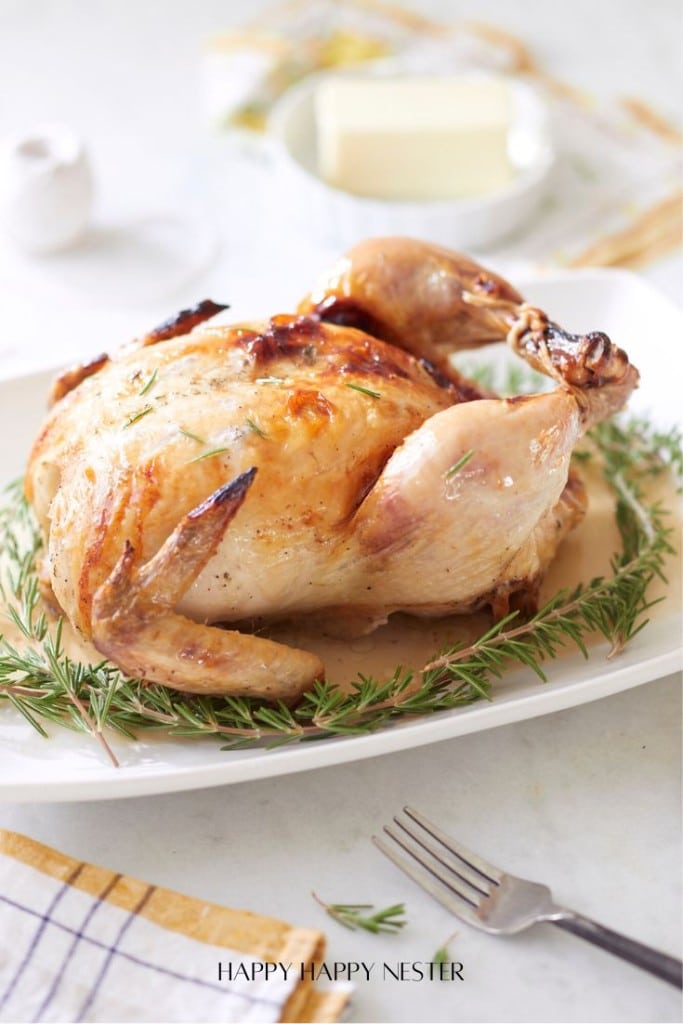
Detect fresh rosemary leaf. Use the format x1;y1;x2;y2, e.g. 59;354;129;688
138;369;158;396
123;406;153;429
446;449;475;479
433;930;459;965
246;418;268;439
179;428;207;444
188;447;230;464
6;692;50;737
345;382;381;399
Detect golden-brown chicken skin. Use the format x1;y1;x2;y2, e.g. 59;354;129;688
25;239;639;702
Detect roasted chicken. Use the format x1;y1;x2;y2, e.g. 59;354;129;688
25;239;639;702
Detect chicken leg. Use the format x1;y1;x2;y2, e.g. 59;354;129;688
350;287;638;616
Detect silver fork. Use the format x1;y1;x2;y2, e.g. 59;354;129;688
373;806;682;989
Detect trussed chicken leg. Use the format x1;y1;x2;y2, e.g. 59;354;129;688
343;251;638;616
300;235;638;423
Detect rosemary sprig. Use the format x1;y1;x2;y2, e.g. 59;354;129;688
312;893;407;934
0;412;679;760
578;415;682;488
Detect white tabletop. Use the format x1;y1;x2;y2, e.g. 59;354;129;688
0;2;681;1022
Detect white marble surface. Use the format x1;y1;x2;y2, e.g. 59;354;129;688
0;2;682;1022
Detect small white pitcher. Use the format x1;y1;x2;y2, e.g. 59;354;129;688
0;124;94;254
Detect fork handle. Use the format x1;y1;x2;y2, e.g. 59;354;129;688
552;913;682;988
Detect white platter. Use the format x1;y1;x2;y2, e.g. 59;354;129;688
0;269;681;802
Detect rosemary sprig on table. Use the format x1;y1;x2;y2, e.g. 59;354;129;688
0;413;679;763
312;893;407;934
433;931;459;967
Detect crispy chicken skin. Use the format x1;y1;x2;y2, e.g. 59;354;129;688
25;238;639;701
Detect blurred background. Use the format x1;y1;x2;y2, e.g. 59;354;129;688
0;0;681;379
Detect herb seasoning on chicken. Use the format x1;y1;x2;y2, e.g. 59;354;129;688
25;239;639;702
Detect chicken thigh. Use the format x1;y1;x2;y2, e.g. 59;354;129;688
25;239;639;702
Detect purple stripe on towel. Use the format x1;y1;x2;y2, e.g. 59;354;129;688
0;861;85;1012
31;873;122;1022
0;892;280;1009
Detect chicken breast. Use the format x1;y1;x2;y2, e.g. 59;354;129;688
25;239;639;701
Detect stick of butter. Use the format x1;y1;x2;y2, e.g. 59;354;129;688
315;76;515;201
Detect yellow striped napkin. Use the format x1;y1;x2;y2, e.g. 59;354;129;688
0;831;349;1023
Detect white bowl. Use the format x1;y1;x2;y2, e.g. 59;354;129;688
268;70;556;251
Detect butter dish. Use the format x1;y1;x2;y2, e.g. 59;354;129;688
268;70;555;249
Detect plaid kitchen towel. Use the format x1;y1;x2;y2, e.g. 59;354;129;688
0;831;349;1023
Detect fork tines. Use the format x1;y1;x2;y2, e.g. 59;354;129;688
372;806;500;920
